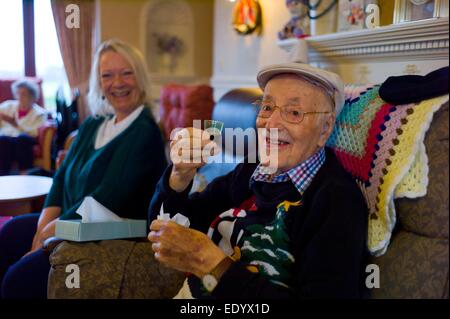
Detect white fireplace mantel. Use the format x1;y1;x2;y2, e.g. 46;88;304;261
278;17;449;63
277;17;448;84
211;17;449;101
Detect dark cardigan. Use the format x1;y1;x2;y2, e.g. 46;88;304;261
149;148;369;299
45;107;167;220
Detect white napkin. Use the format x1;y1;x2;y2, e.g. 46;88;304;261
76;196;123;223
157;203;190;228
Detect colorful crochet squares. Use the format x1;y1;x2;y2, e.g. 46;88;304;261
327;85;449;256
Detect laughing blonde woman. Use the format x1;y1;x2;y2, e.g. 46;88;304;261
0;39;167;299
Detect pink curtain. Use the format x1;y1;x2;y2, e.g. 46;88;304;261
51;0;97;123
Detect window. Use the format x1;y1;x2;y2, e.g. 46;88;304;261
35;0;70;112
0;0;25;78
0;0;70;113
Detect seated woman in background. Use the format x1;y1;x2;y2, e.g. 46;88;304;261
0;39;167;299
0;79;47;175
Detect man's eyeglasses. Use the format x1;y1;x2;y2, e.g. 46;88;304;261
252;100;332;124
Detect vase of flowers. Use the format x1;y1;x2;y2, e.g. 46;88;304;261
153;33;185;74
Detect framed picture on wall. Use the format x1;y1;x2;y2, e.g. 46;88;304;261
393;0;449;24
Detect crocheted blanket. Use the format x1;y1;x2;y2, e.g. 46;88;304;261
327;85;449;256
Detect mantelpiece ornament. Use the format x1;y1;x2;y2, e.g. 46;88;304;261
277;17;449;62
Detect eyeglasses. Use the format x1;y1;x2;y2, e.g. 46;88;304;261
252;100;332;124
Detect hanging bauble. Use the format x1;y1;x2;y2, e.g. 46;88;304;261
232;0;262;35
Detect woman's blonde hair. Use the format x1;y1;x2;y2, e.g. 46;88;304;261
87;39;153;117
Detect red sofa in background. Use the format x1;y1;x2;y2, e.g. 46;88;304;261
0;78;56;171
159;84;215;140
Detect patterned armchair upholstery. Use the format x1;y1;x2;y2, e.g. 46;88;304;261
159;84;214;140
370;102;449;299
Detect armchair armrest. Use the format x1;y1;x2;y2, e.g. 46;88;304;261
56;130;78;169
33;121;57;171
42;236;65;254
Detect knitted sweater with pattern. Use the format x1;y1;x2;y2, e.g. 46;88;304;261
149;148;369;299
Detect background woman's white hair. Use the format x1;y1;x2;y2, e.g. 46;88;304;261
87;39;154;117
11;79;40;102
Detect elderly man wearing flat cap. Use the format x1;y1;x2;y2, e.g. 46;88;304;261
148;63;369;299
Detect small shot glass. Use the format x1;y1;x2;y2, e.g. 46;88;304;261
204;120;224;141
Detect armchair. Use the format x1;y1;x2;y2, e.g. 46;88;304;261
55;130;78;169
1;78;56;171
32;121;57;171
370;101;449;298
0;78;45;107
159;84;214;140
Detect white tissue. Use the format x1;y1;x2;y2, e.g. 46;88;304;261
172;213;190;228
157;203;190;227
76;196;124;223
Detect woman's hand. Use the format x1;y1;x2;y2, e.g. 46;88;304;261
0;113;17;127
148;220;226;278
24;220;57;257
23;234;45;258
169;127;217;192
